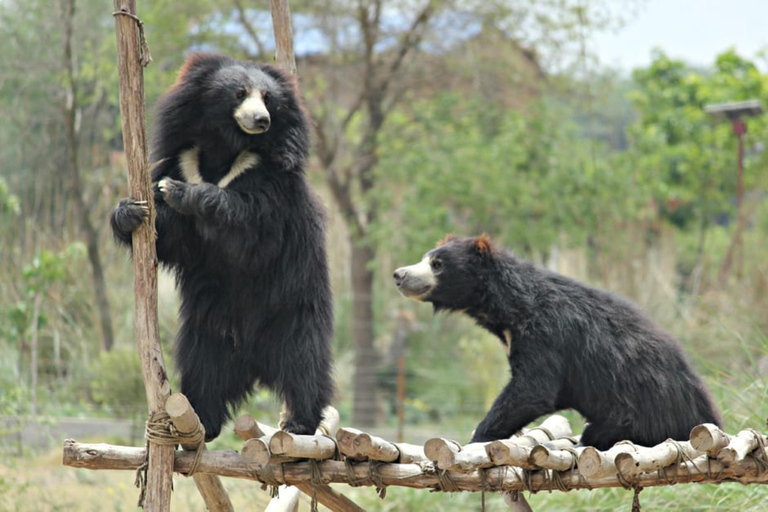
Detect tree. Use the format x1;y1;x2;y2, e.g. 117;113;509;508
628;49;768;291
225;0;639;426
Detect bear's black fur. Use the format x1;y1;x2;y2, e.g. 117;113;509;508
393;235;721;450
111;53;334;440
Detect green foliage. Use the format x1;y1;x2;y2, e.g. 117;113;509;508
372;94;642;260
0;178;19;216
87;347;145;417
628;49;768;229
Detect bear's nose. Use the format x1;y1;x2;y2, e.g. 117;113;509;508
253;114;270;133
393;268;407;287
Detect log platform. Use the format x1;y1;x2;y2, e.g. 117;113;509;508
62;403;768;511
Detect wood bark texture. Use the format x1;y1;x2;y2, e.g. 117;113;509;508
112;1;173;510
165;394;233;512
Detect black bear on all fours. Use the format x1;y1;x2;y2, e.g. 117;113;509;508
393;235;722;450
110;53;334;441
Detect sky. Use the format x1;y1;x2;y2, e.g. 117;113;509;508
592;0;768;71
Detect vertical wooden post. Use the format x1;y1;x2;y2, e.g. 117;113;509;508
112;1;174;510
270;0;297;74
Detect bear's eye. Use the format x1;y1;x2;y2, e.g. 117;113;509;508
430;259;443;272
235;87;248;100
262;91;271;106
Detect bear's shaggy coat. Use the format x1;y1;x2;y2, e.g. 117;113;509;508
111;53;334;440
394;235;721;449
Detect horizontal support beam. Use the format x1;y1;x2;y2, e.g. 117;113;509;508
62;439;768;492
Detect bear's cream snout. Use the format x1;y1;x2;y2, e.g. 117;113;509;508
393;257;436;300
235;91;271;134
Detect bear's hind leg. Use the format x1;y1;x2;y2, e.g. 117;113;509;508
580;422;633;451
276;337;334;435
176;324;235;442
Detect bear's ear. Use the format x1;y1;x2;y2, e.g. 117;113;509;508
436;234;455;248
172;53;223;88
473;234;494;256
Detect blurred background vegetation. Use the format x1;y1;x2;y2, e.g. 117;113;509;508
1;0;767;510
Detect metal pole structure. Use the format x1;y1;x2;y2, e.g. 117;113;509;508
733;118;746;277
705;99;763;285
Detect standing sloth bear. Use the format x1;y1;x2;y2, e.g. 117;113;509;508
394;235;721;450
111;53;334;440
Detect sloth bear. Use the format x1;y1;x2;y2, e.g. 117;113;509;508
111;53;334;440
393;235;721;450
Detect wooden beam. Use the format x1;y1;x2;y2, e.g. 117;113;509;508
269;0;297;74
62;440;768;490
236;410;364;512
165;394;233;512
111;2;173;510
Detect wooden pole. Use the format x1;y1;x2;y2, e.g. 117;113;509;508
165;394;233;512
63;440;768;490
112;1;173;510
269;0;297;74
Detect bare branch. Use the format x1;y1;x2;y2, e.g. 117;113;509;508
233;0;266;58
379;1;435;96
325;163;365;237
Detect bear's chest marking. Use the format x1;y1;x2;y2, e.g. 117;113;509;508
500;328;512;358
179;147;203;184
178;147;259;188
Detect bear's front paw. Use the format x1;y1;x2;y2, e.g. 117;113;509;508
158;178;186;211
110;198;149;239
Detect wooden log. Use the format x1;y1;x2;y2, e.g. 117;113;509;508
353;433;400;462
264;491;299;512
247;408;361;512
529;444;585;471
717;429;765;467
690;423;730;458
269;431;337;460
165;394;233;512
424;438;461;461
269;0;297;74
317;406;340;437
514;415;573;446
437;443;493;471
234;414;278;441
578;443;639;479
395;443;428;464
615;440;701;478
336;427;365;460
502;492;534;512
243;436;293;466
485;441;536;469
63;440;768;491
112;2;173;510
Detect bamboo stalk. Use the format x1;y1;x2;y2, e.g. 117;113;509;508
111;2;173;510
165;394;233;512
